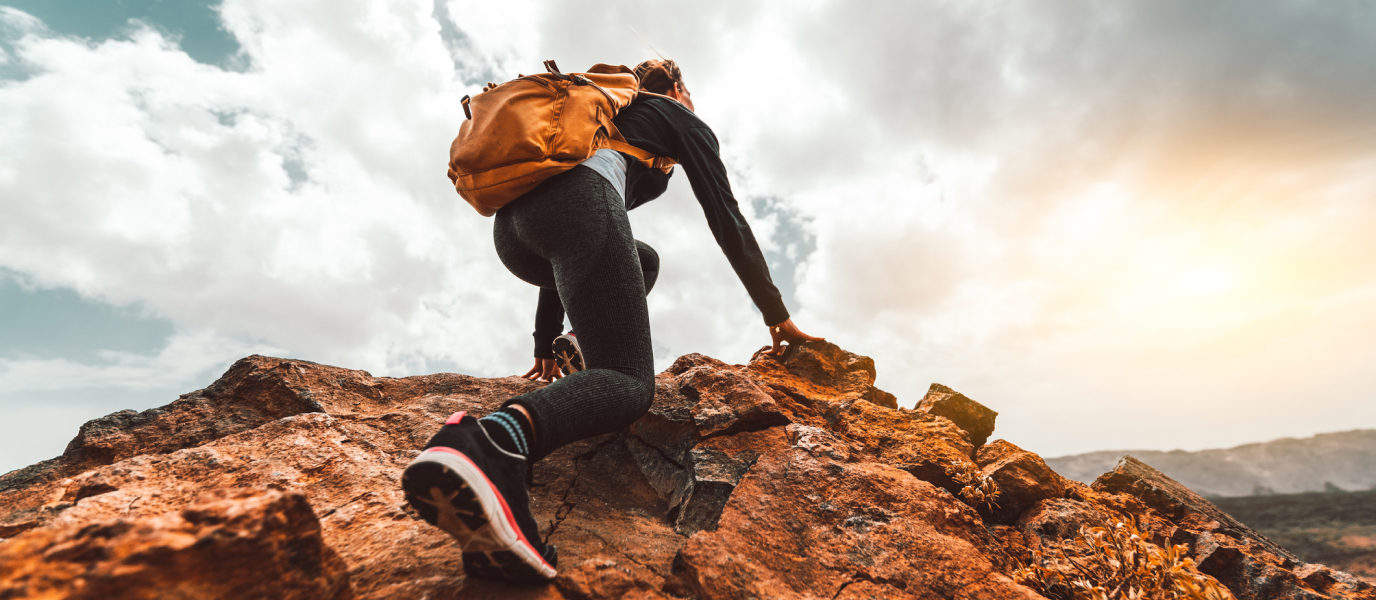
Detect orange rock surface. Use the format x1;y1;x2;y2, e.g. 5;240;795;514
0;342;1370;599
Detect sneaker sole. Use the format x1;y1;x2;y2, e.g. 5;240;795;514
402;448;556;582
552;336;584;376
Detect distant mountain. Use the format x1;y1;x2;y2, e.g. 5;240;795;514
1046;429;1376;497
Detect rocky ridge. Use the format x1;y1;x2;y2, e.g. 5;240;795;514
0;342;1371;599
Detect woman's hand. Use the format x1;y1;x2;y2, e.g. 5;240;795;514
522;358;562;382
763;318;824;356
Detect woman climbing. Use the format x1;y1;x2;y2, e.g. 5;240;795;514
401;59;822;583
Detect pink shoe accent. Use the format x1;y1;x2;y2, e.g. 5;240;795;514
422;446;555;572
446;411;468;425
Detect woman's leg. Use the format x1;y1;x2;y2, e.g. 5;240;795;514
401;167;654;583
529;238;658;345
494;167;656;461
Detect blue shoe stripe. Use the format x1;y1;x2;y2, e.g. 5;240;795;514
485;412;529;455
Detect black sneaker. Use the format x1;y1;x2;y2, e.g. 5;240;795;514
551;333;584;376
402;411;557;582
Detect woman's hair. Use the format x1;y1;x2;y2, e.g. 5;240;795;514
633;59;683;95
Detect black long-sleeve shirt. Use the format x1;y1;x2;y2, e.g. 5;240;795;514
531;97;789;358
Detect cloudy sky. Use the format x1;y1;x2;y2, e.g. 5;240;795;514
2;0;1374;475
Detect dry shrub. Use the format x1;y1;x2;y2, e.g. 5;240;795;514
946;458;999;511
1012;518;1234;600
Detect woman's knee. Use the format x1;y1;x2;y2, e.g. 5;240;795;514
610;367;655;416
635;375;656;413
635;240;659;271
635;240;659;295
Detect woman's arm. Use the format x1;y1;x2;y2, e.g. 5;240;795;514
617;98;823;349
675;126;790;326
523;288;566;382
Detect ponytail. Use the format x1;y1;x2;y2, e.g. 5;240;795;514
633;59;683;95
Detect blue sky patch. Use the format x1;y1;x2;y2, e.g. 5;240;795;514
0;273;175;361
3;0;239;66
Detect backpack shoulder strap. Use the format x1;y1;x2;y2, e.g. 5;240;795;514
600;121;677;172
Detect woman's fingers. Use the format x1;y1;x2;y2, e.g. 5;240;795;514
524;358;567;382
764;318;825;355
541;358;561;382
763;324;785;356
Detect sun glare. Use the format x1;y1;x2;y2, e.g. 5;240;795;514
1179;266;1235;296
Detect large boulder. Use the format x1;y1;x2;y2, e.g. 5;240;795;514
0;488;351;600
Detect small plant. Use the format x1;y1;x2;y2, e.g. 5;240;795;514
945;458;1000;511
1012;517;1234;600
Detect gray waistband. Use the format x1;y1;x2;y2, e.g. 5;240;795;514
579;148;627;200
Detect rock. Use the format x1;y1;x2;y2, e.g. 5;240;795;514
975;440;1068;524
1294;564;1375;598
676;440;1044;600
748;340;899;410
1095;456;1376;600
670;428;783;535
1093;456;1294;560
1015;498;1115;553
830;398;976;495
676;357;792;437
625;366;787;536
625;376;701;518
917;383;999;447
536;435;684;598
0;357;326;494
557;559;675;600
0;488;351;600
3;344;1367;600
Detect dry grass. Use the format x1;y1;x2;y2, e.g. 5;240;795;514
1012;518;1235;600
945;458;1000;512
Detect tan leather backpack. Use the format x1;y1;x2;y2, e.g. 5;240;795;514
446;61;676;216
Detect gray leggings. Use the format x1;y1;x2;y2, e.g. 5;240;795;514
493;166;655;461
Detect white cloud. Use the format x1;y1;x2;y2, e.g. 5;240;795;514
0;330;280;392
2;0;1376;464
0;1;511;376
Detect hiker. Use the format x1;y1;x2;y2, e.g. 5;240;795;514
402;59;822;583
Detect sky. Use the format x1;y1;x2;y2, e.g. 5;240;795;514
2;0;1375;475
